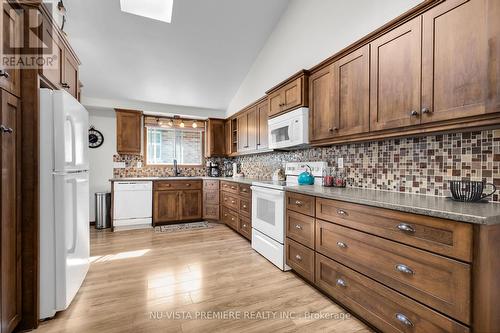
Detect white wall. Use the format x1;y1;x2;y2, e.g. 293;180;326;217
88;109;116;221
227;0;423;115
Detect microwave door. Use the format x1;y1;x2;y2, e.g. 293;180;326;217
270;119;291;149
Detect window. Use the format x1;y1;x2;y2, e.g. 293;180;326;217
146;127;203;165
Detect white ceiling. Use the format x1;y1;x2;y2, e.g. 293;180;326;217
64;0;289;115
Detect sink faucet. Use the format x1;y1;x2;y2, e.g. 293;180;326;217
173;159;181;177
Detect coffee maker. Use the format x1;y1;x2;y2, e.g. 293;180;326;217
206;161;220;177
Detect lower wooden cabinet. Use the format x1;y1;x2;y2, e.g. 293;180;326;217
1;91;22;333
238;216;251;240
153;180;202;225
286;238;314;283
220;180;252;240
221;206;238;230
203;180;219;220
315;253;469;333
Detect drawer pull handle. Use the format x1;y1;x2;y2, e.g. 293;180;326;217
336;209;347;216
397;223;415;233
231;218;235;221
186;183;191;187
224;214;228;217
395;264;414;275
242;189;247;192
295;200;303;206
395;313;413;327
243;224;247;228
231;200;235;204
294;224;303;230
295;254;302;261
243;205;247;208
336;242;347;249
336;278;347;287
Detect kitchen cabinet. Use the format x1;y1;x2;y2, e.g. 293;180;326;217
205;119;226;157
1;90;21;333
0;1;22;97
115;109;142;154
421;0;492;123
153;180;202;225
331;45;370;136
237;106;257;152
220;180;252;240
62;52;79;99
202;180;219;220
256;99;268;150
267;71;309;118
224;120;233;156
370;17;422;131
309;65;334;142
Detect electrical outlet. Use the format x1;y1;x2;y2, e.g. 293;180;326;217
137;161;142;168
338;157;344;169
113;162;126;169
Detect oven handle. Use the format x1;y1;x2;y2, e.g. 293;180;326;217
250;186;285;196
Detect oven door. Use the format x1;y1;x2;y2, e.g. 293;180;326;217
251;186;285;243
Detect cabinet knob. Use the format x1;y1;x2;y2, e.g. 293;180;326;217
329;127;338;132
294;224;302;230
395;313;413;327
336;209;347;216
410;110;419;117
231;200;235;204
294;254;302;261
243;205;247;208
395;264;414;275
336;241;347;249
0;70;10;78
421;107;431;114
336;278;347;287
62;82;70;89
295;200;303;206
186;183;191;187
397;223;415;233
0;125;13;134
231;217;235;221
243;224;247;228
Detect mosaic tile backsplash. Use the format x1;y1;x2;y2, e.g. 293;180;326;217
114;130;500;202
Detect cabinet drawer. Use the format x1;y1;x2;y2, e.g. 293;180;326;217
286;211;315;249
203;190;219;205
203;204;219;220
203;179;219;191
239;184;251;197
315;253;469;333
221;181;239;194
286;238;315;282
239;198;251;217
286;192;315;216
238;216;252;240
154;180;202;191
221;192;239;211
316;220;471;323
316;198;473;262
221;206;238;230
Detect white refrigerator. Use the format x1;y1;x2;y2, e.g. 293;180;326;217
39;89;90;319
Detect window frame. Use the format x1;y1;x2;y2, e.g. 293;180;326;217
143;125;205;168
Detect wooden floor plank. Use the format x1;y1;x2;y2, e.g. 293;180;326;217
34;223;372;333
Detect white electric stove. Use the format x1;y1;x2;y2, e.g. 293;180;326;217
250;162;327;270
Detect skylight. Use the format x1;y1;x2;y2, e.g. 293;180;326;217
120;0;174;23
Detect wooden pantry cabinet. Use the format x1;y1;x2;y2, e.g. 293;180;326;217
115;109;142;155
285;191;500;333
153;180;202;225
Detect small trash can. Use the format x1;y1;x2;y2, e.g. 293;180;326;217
95;192;111;229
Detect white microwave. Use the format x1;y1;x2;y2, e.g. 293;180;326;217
268;107;309;150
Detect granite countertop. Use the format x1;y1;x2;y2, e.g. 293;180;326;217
109;176;263;185
284;185;500;225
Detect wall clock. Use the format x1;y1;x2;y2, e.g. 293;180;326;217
89;126;104;148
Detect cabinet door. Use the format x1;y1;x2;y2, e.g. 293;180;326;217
1;91;21;333
283;77;302;111
205;119;225;157
237;113;248;152
309;65;335;142
246;107;257;151
268;90;282;118
180;190;202;221
63;51;79;99
41;15;64;89
422;0;490;123
224;119;232;155
0;1;22;97
370;17;422;131
332;45;370;137
153;191;179;224
116;110;142;154
256;100;268;150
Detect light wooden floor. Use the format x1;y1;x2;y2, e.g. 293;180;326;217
34;223;372;333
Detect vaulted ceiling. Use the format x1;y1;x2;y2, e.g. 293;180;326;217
63;0;289;115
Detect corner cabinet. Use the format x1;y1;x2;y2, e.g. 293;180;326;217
153;180;202;225
267;71;309;118
256;99;269;150
115;109;142;155
205;118;226;157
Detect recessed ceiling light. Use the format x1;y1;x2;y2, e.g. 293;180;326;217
120;0;174;23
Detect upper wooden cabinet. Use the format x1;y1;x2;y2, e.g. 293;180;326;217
205;118;226;157
224;119;233;156
256;99;269;150
370;17;422;131
309;65;334;142
266;71;309;118
62;51;79;99
237;106;257;152
421;0;493;123
115;109;142;154
332;45;370;137
0;1;22;97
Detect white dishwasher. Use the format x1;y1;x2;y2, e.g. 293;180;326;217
113;181;152;230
